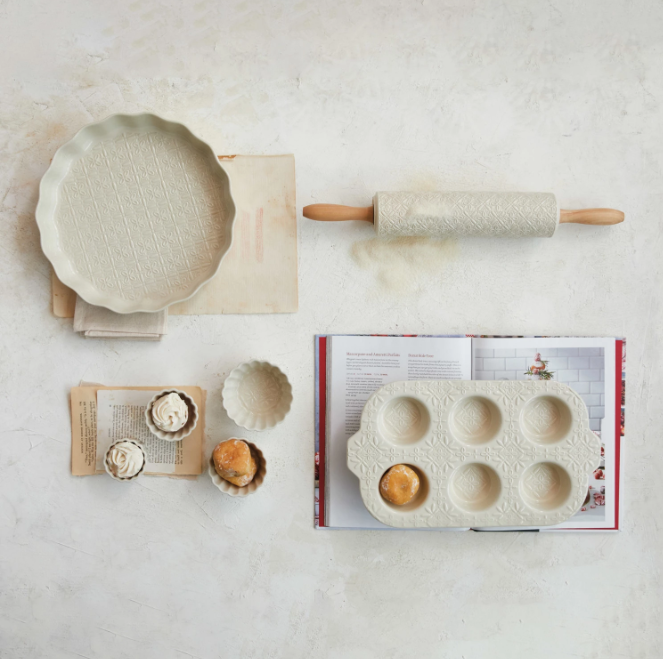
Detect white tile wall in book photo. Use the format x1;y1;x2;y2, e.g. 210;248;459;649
474;347;605;432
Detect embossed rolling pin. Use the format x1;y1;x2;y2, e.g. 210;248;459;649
303;192;624;238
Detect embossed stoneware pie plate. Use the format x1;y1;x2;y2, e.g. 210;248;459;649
36;113;236;313
347;380;600;529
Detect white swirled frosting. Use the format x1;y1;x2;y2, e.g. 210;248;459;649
107;441;145;479
151;392;189;432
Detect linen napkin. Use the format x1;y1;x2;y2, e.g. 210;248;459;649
73;296;167;340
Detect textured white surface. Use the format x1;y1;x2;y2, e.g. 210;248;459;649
0;1;660;657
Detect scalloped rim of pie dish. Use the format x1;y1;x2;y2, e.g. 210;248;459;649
36;113;236;313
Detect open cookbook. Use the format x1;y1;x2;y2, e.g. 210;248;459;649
315;335;625;532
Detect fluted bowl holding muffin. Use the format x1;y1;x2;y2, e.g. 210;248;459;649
208;439;266;497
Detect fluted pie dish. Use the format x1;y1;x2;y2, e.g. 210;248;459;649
35;113;236;313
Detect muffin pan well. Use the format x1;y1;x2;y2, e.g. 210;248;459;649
347;380;600;528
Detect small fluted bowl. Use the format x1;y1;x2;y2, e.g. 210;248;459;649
222;361;292;431
145;389;199;441
208;441;266;497
104;439;147;482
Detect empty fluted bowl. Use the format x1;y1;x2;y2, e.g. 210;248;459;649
222;361;292;431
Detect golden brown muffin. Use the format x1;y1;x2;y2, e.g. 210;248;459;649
380;464;420;505
223;451;258;487
213;439;253;479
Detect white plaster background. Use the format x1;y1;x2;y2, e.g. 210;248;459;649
0;0;660;657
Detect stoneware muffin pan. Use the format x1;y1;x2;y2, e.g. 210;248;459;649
347;380;601;528
145;389;199;441
222;361;293;431
208;441;267;497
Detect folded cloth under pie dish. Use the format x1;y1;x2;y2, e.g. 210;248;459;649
73;296;167;341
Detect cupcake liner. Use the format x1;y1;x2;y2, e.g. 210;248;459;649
222;361;292;431
145;389;199;441
104;439;147;482
208;441;266;497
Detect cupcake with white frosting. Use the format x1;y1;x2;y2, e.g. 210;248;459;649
151;392;189;432
104;440;146;481
145;389;198;441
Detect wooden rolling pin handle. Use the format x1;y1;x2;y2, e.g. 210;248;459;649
303;203;374;223
559;208;624;225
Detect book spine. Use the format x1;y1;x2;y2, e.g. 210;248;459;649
318;336;327;527
613;339;624;531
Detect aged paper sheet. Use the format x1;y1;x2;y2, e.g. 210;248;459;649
70;385;206;477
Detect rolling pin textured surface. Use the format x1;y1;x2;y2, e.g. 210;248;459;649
374;191;559;238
